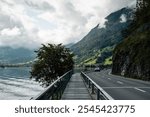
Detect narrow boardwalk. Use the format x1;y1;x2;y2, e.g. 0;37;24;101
61;73;92;100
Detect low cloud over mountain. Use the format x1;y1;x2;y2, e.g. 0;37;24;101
0;0;135;49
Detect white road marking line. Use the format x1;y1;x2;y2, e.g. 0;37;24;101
108;78;111;80
134;87;146;93
117;81;123;85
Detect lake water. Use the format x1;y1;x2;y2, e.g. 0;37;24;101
0;67;44;100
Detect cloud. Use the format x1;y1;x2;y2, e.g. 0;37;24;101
1;27;21;36
24;0;55;12
120;14;127;23
0;0;136;49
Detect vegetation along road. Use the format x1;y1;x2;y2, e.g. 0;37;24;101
86;70;150;100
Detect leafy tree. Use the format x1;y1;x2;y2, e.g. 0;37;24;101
30;44;74;87
122;0;150;38
135;0;150;25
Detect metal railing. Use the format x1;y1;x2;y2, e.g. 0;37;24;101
31;70;73;100
81;72;114;100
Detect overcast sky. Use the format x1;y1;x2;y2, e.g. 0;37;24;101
0;0;136;49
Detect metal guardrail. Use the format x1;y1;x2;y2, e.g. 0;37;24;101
81;72;114;100
31;70;73;100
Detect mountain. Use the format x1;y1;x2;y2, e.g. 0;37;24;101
0;47;36;64
70;7;133;65
112;0;150;80
65;43;75;48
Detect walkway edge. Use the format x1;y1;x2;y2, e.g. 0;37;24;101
80;74;93;100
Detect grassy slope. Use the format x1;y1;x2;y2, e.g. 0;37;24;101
104;56;112;65
80;46;114;65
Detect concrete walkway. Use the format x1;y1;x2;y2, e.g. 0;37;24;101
61;73;92;100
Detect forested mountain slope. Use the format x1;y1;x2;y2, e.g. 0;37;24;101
112;0;150;80
70;7;133;65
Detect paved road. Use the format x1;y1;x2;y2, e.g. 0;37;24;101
86;70;150;100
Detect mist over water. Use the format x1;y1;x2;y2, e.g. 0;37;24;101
0;67;44;100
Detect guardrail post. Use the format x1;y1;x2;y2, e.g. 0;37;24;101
88;80;91;88
86;77;88;84
97;89;100;100
91;84;95;94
